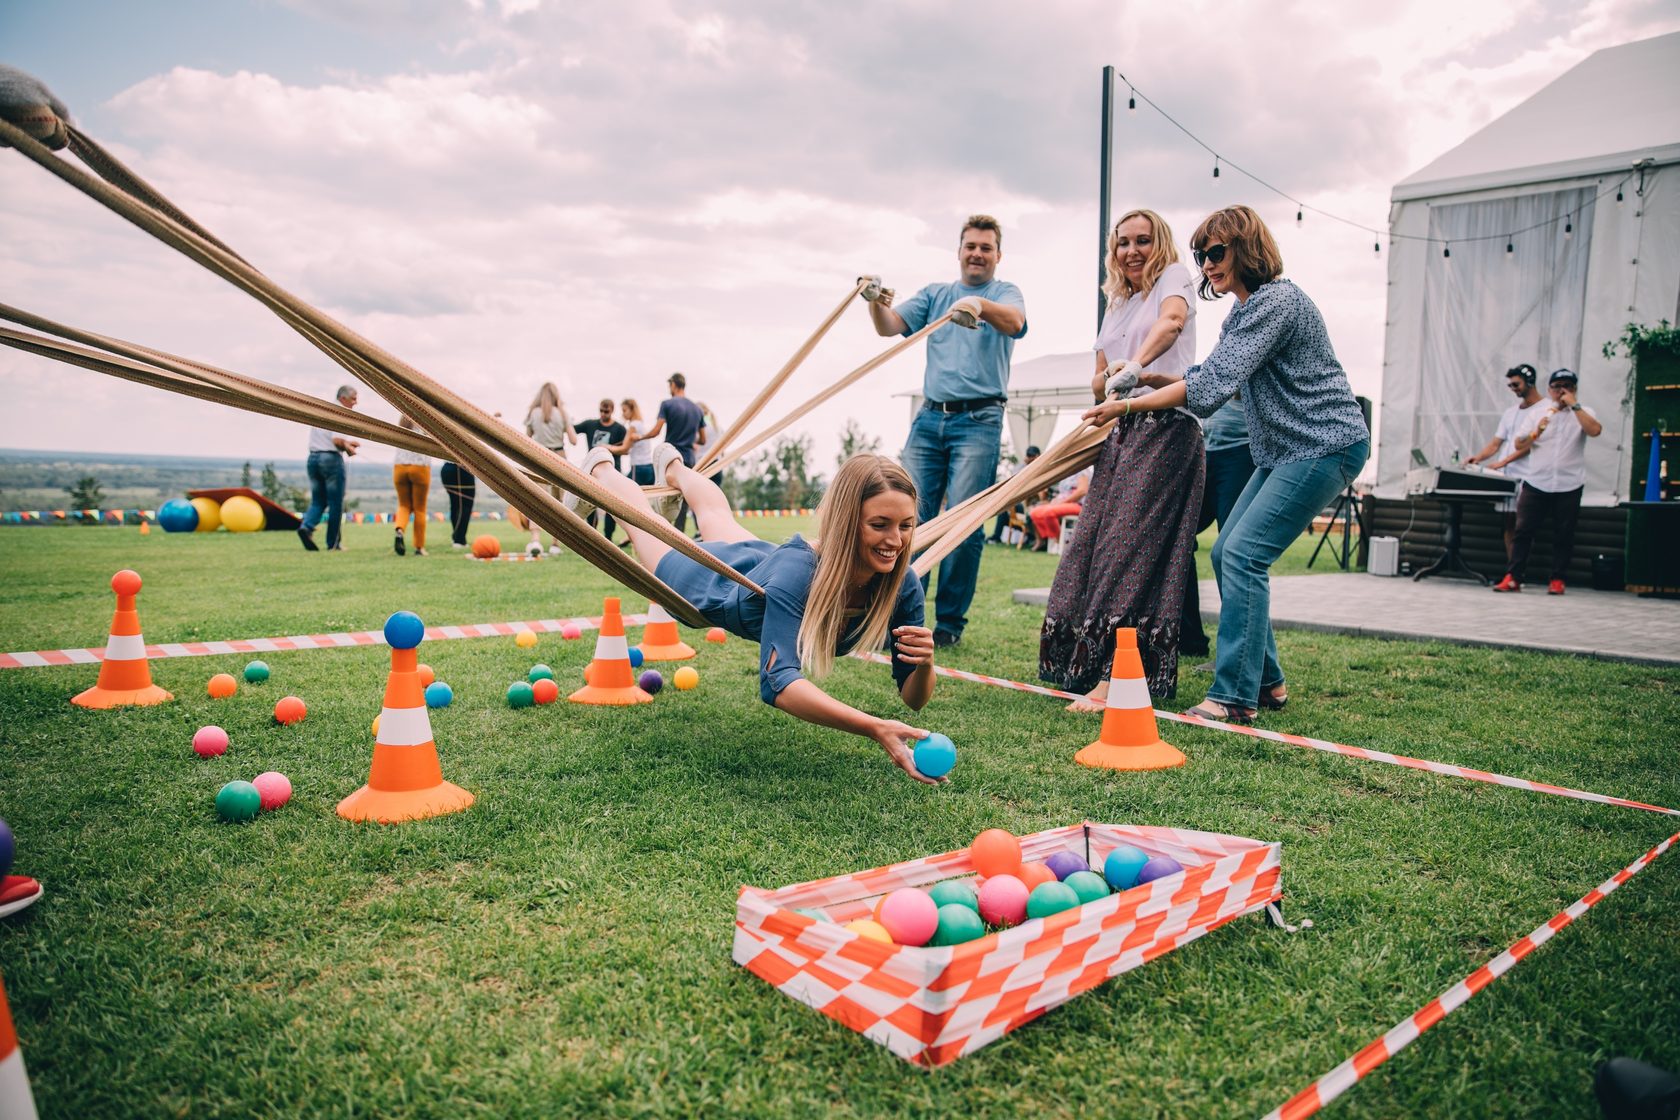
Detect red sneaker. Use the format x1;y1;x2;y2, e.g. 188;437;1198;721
1548;579;1566;595
1492;574;1521;593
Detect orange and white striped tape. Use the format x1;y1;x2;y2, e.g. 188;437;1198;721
1261;830;1678;1120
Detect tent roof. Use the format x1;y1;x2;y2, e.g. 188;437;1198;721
1393;31;1680;202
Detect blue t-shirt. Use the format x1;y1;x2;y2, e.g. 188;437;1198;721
653;535;925;705
657;397;706;464
895;280;1028;403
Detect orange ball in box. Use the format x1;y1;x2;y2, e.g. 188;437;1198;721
970;828;1023;878
1018;862;1057;891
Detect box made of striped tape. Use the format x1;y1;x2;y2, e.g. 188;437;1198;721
733;821;1281;1066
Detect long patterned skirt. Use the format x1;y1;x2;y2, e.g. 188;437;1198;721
1038;409;1205;698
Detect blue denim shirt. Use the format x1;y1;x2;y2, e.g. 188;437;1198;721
896;280;1027;402
1183;280;1368;468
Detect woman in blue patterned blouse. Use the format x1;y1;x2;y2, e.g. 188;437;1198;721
1083;205;1368;724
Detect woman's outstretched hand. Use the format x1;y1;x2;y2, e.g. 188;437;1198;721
892;624;935;666
872;719;945;785
1081;399;1128;424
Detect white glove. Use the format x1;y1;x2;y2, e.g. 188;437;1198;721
1104;360;1143;398
858;275;884;302
949;296;983;329
0;64;71;150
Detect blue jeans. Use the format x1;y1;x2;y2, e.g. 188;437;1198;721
901;403;1003;638
303;450;346;549
1207;439;1368;709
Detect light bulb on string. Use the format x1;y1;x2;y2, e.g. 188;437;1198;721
1212;158;1220;179
1506;237;1514;259
1564;219;1573;239
1617;186;1624;205
1443;242;1451;262
1128;88;1136;114
1296;208;1303;226
1374;240;1381;257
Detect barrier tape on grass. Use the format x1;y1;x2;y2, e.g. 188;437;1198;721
854;653;1680;818
0;615;637;668
1261;830;1679;1120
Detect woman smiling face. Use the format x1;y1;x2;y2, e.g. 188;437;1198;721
1113;215;1155;289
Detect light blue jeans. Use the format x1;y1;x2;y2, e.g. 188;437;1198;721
1207;439;1368;710
901;403;1003;638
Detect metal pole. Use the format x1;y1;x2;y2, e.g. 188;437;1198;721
1098;65;1114;331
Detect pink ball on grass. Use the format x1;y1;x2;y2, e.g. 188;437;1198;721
560;623;582;640
252;771;292;811
875;888;939;947
976;874;1029;928
192;726;229;758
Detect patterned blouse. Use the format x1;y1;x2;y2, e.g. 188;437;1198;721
1183;280;1368;468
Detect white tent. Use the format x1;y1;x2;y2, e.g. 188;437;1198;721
1376;31;1680;505
897;350;1097;459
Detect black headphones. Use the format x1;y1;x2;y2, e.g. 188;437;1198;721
1507;363;1537;387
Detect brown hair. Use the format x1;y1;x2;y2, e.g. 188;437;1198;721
1103;209;1180;305
668;372;687;390
1189;205;1283;300
798;455;917;681
960;214;1003;251
620;398;642;422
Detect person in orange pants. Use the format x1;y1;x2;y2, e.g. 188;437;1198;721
1026;469;1090;550
392;416;432;556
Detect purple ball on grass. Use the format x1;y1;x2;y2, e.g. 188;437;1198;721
639;670;664;694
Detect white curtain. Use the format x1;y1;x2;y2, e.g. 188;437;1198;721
1411;187;1596;469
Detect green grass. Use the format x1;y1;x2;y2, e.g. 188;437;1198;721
0;522;1675;1119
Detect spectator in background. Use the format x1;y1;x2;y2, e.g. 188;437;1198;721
633;372;707;529
391;415;431;556
524;381;578;557
621;398;656;486
441;460;476;549
574;398;630;542
298;384;359;551
1466;363;1544;560
989;444;1043;544
1027;468;1091;550
1492;367;1602;595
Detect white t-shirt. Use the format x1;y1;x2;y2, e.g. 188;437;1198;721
526;407;571;450
1093;261;1199;376
626;418;655;466
1515;403;1597;493
307;426;343;454
1493;399;1546;483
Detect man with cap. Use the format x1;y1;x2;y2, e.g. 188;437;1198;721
1492;368;1602;594
1466;363;1546;561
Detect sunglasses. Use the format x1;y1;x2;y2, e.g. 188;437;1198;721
1191;243;1230;268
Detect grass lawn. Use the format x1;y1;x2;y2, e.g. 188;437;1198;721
0;519;1675;1119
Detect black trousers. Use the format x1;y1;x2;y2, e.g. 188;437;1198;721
441;461;476;545
1507;483;1582;583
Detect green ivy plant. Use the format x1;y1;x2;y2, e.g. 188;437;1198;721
1603;319;1680;359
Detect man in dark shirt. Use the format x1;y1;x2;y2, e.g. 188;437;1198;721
639;372;707;530
573;398;629;542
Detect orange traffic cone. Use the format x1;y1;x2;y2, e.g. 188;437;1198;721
637;601;696;662
0;972;39;1120
71;569;173;709
570;597;653;705
1074;628;1186;771
337;611;474;823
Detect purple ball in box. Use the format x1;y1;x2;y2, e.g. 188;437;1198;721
1044;851;1089;881
1135;854;1184;885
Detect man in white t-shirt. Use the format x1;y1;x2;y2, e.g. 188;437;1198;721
1492;368;1603;595
299;385;360;551
1465;363;1545;560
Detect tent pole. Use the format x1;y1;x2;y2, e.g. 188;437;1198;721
1098;65;1114;332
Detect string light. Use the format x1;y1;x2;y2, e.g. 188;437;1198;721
1374;240;1381;256
1617;186;1624;205
1564;219;1573;239
1212;157;1220;179
1296;208;1304;225
1127;87;1136;114
1443;243;1451;261
1506;237;1514;258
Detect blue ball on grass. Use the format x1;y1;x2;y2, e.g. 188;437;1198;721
157;498;198;533
425;681;454;708
628;647;645;668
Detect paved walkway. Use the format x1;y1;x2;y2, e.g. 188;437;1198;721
1013;574;1680;667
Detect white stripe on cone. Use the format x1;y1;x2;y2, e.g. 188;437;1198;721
647;602;675;624
1103;675;1151;710
103;633;148;661
376;706;435;747
0;1050;38;1120
593;634;629;661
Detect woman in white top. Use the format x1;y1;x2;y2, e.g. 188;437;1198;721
1039;208;1205;708
621;398;657;486
524;382;579;556
391;415;433;556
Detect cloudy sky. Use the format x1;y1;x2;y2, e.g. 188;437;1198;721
3;0;1678;474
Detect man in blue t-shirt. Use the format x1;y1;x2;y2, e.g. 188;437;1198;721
866;214;1028;647
636;372;707;531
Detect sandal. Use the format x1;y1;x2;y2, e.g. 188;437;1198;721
1182;701;1256;725
1259;685;1288;711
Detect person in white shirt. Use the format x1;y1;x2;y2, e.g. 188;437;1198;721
1465;363;1545;560
524;382;578;556
299;384;360;551
1492;368;1603;595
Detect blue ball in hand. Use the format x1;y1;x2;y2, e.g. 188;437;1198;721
911;733;957;779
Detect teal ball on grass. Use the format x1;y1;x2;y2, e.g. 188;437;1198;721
506;681;536;708
911;732;956;779
1026;881;1080;920
425;681;454;708
1065;871;1110;905
930;903;986;946
928;880;979;913
243;660;270;683
527;664;555;683
215;780;262;823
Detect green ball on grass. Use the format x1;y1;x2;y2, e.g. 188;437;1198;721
215;780;262;823
507;681;536;708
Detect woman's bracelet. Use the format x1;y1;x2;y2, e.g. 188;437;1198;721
1121;399;1133;417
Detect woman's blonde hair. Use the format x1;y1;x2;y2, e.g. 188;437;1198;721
1103;209;1179;305
620;398;642;422
797;454;917;681
528;382;562;423
1190;204;1284;300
